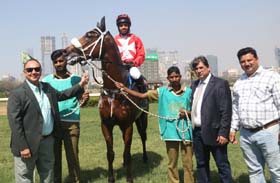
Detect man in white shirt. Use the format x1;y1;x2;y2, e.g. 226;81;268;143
230;47;280;183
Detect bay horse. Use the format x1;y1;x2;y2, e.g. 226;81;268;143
64;17;148;183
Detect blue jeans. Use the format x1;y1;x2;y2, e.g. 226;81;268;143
240;124;280;183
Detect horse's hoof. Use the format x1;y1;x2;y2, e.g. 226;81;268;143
143;155;148;163
108;177;115;183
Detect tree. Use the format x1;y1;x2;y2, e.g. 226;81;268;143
0;80;21;97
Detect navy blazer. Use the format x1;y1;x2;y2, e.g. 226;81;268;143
191;75;232;146
7;81;83;157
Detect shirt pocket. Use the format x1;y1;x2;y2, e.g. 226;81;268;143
253;86;270;103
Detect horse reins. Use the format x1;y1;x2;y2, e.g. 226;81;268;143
70;26;192;142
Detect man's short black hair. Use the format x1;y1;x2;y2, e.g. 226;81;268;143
237;47;258;60
167;66;181;76
51;49;64;61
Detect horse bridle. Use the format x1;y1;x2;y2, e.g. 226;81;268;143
71;27;192;142
70;27;109;84
75;27;107;60
71;27;123;87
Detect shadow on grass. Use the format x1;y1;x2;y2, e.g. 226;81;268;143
75;151;163;182
178;169;252;183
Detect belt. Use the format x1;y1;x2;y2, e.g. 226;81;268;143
194;126;201;130
40;134;52;140
243;120;279;133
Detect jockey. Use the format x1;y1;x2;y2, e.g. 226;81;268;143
114;14;147;92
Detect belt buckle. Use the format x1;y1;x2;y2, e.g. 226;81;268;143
247;126;262;132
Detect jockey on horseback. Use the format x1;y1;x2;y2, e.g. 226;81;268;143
114;14;147;93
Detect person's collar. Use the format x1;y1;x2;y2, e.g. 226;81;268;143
243;66;263;78
200;73;212;85
252;66;263;75
26;79;41;91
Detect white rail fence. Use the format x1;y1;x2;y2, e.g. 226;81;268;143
0;93;100;102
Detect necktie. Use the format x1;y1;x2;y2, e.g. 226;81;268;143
191;82;204;121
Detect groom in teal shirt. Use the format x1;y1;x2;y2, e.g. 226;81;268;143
115;66;194;183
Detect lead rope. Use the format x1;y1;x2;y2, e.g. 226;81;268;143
70;27;192;142
119;88;192;143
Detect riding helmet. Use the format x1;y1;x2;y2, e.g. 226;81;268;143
116;14;131;26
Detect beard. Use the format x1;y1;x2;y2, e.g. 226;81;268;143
169;81;181;88
56;66;67;72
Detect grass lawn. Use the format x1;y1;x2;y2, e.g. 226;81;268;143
0;103;271;182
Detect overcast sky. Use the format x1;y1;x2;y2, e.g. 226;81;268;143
1;0;279;78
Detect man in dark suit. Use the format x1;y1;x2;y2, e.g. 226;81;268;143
191;56;232;183
7;55;88;183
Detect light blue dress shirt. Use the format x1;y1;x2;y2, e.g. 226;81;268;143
26;80;54;135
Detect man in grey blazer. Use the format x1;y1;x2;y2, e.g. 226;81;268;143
7;56;88;183
191;56;232;183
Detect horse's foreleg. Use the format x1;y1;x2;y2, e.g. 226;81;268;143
101;123;115;183
121;125;133;183
135;112;148;163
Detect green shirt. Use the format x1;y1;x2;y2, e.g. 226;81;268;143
147;86;193;141
43;74;81;122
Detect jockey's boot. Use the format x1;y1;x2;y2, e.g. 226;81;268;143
135;76;149;109
135;75;148;93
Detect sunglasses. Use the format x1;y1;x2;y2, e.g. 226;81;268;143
25;67;41;73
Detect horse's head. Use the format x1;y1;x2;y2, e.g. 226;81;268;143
64;16;127;87
64;16;116;65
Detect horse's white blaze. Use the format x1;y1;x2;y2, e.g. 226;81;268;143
71;38;82;48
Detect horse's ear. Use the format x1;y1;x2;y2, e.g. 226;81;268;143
97;16;106;32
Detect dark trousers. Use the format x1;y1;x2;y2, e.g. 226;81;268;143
193;127;232;183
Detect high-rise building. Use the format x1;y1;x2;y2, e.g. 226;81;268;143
206;55;218;76
139;52;160;83
275;47;280;67
158;50;180;81
41;36;56;76
61;32;68;48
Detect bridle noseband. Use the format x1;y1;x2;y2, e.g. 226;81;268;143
71;27;107;61
83;27;107;59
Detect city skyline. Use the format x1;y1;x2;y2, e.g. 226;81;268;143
1;1;279;78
